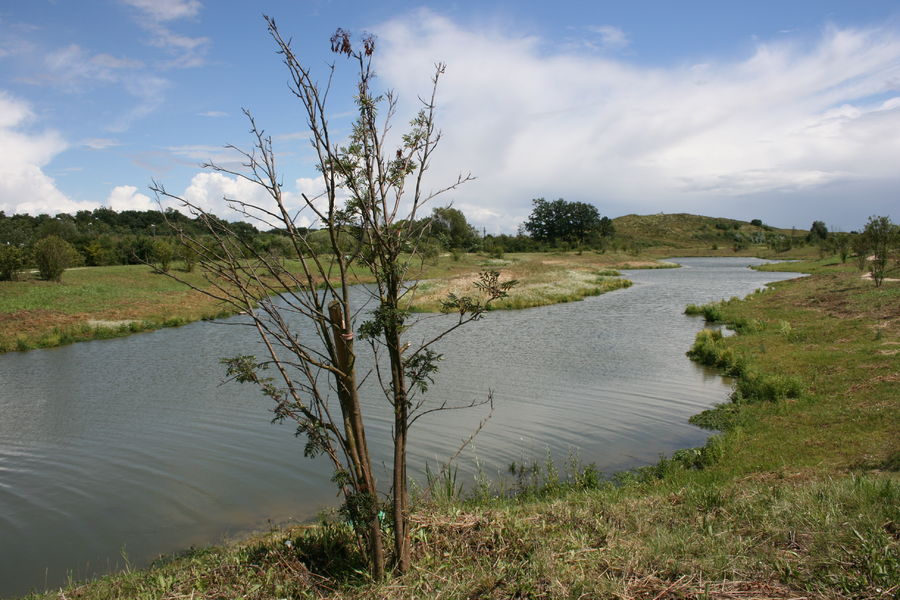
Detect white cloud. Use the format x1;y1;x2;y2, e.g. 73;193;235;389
21;42;168;131
120;0;201;22
587;25;629;50
273;130;312;142
374;12;900;231
120;0;209;68
39;44;142;91
107;185;155;211
165;144;241;166
0;91;97;215
110;75;171;132
82;137;121;150
146;25;210;68
198;110;227;118
164;172;328;228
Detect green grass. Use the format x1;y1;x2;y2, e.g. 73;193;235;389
0;265;237;352
1;252;663;352
15;258;899;599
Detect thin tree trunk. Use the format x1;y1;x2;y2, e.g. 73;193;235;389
387;319;411;572
329;301;385;579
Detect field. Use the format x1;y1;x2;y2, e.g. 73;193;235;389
0;251;659;353
0;212;827;353
17;258;899;599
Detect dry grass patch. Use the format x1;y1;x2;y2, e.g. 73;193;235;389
409;265;632;312
408;254;645;312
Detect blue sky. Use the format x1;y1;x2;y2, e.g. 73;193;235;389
1;1;898;232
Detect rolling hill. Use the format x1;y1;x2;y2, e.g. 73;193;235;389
611;213;798;249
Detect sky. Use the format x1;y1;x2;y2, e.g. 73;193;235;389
1;0;898;233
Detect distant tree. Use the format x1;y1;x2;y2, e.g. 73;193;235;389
416;237;442;267
429;206;479;251
852;233;870;271
0;212;35;247
35;216;78;242
151;239;176;272
524;198;603;245
808;220;828;242
81;236;120;266
123;236;155;264
750;218;763;227
176;241;199;272
0;245;26;281
825;233;851;263
598;216;615;238
33;235;81;282
229;221;259;244
861;215;898;287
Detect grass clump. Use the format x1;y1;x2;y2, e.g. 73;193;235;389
684;301;726;322
686;328;749;377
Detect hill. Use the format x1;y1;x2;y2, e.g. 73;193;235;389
612;212;797;250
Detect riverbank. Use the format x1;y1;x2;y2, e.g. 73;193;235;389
0;251;656;353
16;258;897;599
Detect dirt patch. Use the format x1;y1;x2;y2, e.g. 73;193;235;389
848;372;900;394
861;273;900;282
623;574;817;600
86;319;139;329
0;309;84;338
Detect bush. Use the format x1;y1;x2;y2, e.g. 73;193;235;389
33;235;81;282
0;245;26;280
686;329;748;376
178;242;198;272
151;239;176;272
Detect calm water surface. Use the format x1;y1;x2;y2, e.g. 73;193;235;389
0;257;800;595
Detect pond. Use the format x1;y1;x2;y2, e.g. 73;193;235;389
0;257;800;596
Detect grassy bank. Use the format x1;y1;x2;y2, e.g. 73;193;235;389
0;251;650;353
407;252;653;312
16;258;898;599
0;265;231;353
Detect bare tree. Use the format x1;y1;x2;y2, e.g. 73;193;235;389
151;17;513;577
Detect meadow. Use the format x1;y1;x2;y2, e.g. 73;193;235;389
0;251;662;353
17;257;898;599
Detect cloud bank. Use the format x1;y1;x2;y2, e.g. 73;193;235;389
372;12;900;231
0;92;96;215
4;9;899;232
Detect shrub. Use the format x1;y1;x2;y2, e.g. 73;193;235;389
686;329;748;377
0;245;26;280
33;235;81;282
686;328;725;365
152;239;176;272
178;242;198;272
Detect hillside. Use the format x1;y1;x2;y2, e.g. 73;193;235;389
612;213;797;250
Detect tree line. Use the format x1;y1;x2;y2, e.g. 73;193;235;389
0;195;620;280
